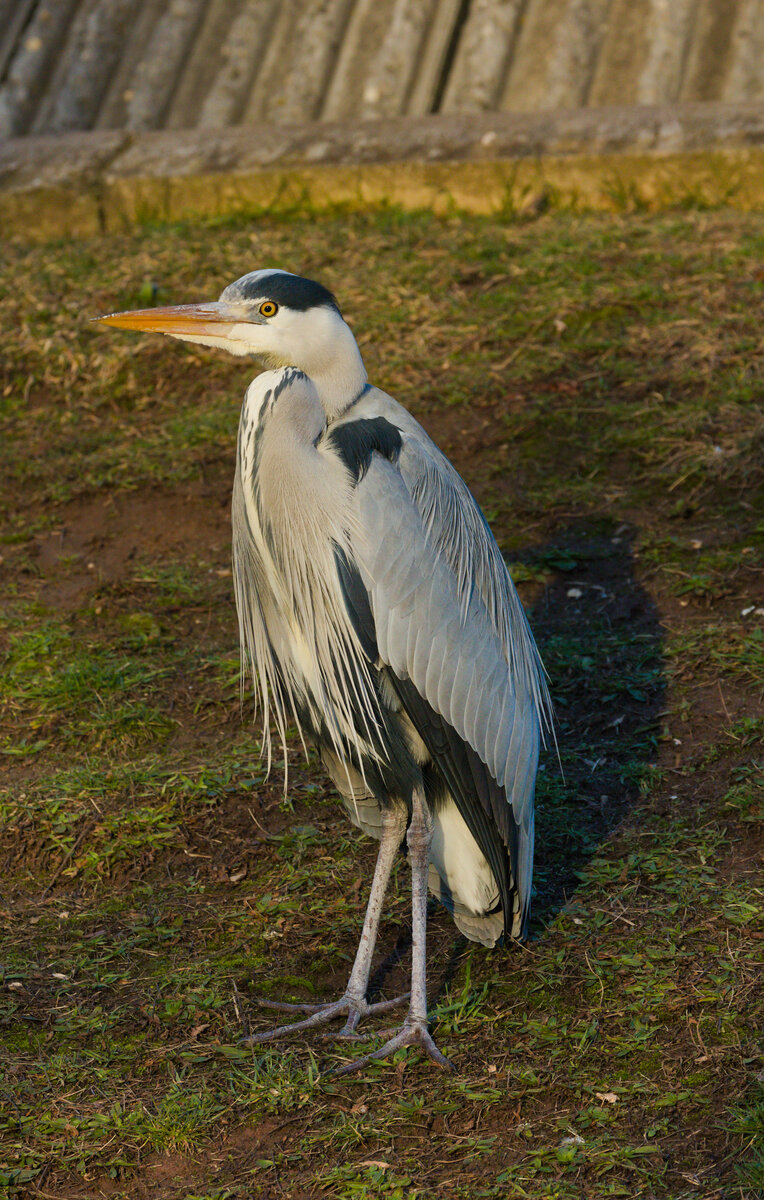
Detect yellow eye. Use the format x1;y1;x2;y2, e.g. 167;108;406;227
259;300;278;318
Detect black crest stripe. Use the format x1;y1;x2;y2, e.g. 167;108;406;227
238;273;340;313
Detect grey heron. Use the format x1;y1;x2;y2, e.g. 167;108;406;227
96;269;551;1073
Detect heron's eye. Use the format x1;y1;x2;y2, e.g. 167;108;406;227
259;300;278;318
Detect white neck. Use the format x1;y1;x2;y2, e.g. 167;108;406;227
304;318;368;421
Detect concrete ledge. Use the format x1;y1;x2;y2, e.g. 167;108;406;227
2;104;763;240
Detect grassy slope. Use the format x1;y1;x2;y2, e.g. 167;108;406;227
0;207;762;1199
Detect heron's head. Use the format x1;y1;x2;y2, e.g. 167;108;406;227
95;269;367;417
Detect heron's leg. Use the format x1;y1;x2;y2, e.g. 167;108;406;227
338;802;409;1029
332;786;454;1075
243;804;408;1044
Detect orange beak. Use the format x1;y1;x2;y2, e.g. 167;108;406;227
93;301;243;338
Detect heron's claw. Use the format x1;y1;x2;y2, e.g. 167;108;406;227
241;991;410;1045
329;1017;455;1076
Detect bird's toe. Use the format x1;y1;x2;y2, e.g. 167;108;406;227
240;989;407;1045
330;1018;455;1076
326;1028;366;1042
252;997;333;1015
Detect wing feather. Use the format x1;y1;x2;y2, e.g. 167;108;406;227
334;412;549;936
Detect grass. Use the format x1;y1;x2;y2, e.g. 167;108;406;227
0;205;762;1198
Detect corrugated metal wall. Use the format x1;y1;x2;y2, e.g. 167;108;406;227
1;0;762;140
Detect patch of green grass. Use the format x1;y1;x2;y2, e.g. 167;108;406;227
729;1093;764;1191
0;616;176;759
638;533;764;600
667;623;764;683
0;749;270;886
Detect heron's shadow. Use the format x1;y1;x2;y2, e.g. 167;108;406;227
523;516;666;930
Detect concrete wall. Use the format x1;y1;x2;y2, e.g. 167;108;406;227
1;0;762;141
2;104;763;242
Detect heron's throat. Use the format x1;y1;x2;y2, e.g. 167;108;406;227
302;319;368;421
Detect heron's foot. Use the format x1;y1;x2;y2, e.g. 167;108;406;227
330;1016;455;1076
242;991;409;1045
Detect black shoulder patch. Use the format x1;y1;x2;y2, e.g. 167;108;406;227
239;272;340;313
328;417;403;483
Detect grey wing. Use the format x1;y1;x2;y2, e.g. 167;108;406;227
346;433;550;937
